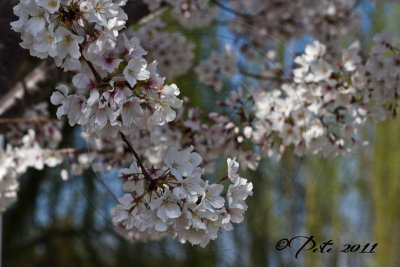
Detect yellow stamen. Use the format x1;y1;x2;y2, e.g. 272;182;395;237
48;0;57;8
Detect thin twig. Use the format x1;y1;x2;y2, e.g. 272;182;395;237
63;147;119;204
239;69;289;82
76;42;101;83
58;147;117;155
210;0;252;20
86;59;102;83
217;175;228;183
92;170;119;203
119;132;153;182
350;0;362;13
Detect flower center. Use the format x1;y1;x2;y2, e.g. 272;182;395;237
65;35;72;45
172;161;180;168
129;69;136;76
48;0;58;8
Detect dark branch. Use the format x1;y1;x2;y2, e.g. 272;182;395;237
239;68;289;83
210;0;252;20
350;0;362;13
119;132;153;183
85;58;102;83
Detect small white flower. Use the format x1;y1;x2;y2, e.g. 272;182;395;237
33;24;57;57
203;183;224;210
94;52;123;73
342;43;361;72
120;98;144;127
55;28;84;60
148;84;183;127
37;0;60;14
43;150;62;167
164;146;194;180
304;40;326;62
123;57;150;87
309;60;333;82
25;9;48;36
227;158;240;184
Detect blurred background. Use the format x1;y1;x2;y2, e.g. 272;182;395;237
1;0;400;266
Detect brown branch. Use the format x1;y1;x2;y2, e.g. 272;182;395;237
210;0;252;20
217;175;228;183
86;59;102;83
239;68;289;83
58;147;117;155
119;131;153;183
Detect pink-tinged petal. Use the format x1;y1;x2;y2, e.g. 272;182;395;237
73;73;91;89
95;108;108;129
87;89;100;106
114;89;125;104
50;91;64;105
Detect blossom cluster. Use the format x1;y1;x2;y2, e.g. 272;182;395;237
250;32;400;158
111;147;252;247
0;144;18;212
0;100;68;211
9;0;255;248
11;0;128;72
50;33;183;137
6;102;63;149
10;0;399;249
178;104;259;172
79;92;260;176
250;40;368;157
228;0;359;56
195;47;238;91
12;129;63;173
143;0;219;29
135;19;195;79
364;32;400;122
0;129;64;211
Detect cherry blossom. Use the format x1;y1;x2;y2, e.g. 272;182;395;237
8;0;400;249
111;148;252;247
